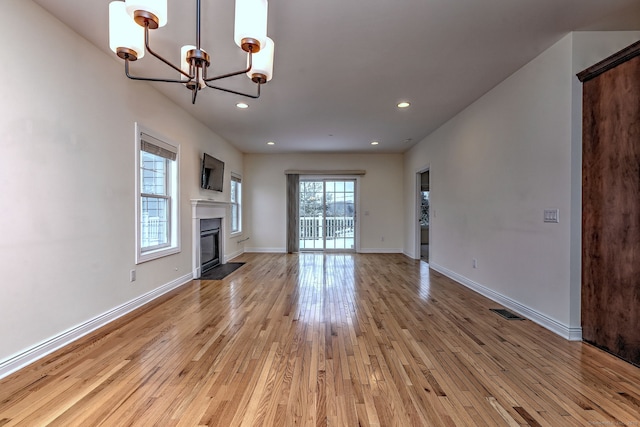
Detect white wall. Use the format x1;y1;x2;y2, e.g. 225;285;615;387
404;31;640;339
244;153;404;253
0;0;243;372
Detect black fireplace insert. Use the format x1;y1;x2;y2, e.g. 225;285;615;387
200;218;221;274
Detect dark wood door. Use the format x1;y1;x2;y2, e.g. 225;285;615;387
580;45;640;366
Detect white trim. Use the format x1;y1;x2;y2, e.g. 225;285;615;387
245;247;286;253
135;123;181;264
285;169;366;175
242;248;403;254
225;247;244;262
0;273;193;380
358;248;404;254
430;262;582;341
191;200;229;278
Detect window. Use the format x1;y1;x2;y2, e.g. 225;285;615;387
230;174;242;234
420;190;429;227
135;124;180;263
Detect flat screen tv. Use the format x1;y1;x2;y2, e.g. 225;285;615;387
201;153;224;192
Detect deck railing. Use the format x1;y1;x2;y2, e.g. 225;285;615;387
299;216;354;240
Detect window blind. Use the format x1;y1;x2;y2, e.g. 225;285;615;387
141;132;177;161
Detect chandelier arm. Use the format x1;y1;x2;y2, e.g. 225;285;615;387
203;51;253;82
143;23;193;80
203;81;261;99
125;60;192;84
192;87;198;104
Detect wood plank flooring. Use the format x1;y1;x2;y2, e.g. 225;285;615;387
1;253;640;426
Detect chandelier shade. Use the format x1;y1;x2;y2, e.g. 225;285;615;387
108;0;274;104
109;1;145;59
234;0;268;52
247;37;274;83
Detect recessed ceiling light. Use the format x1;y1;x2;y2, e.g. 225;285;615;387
236;102;249;109
267;141;275;145
371;141;379;146
397;101;410;108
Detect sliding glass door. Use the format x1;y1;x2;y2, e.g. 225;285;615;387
299;179;356;251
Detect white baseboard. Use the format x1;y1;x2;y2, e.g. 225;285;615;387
430;263;582;341
358;248;403;254
224;248;244;262
244;247;286;253
243;248;403;254
0;273;193;380
403;250;419;259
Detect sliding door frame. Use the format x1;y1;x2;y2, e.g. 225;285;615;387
299;175;361;253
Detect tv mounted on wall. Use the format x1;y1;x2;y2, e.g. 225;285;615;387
201;153;224;192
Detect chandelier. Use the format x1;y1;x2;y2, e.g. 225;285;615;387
108;0;274;104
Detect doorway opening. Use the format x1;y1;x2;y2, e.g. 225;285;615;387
418;170;430;262
299;179;356;251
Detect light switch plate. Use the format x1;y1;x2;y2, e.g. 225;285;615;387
544;209;559;223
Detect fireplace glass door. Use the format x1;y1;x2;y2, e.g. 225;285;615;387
200;218;220;273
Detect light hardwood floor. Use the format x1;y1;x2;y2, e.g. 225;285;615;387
1;253;639;426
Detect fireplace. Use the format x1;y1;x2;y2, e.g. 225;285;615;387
200;218;221;273
191;199;228;279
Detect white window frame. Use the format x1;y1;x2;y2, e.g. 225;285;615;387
230;173;242;235
135;123;181;264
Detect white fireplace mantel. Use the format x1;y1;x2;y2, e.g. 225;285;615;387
191;199;229;278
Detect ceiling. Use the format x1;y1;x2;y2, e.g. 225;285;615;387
33;0;640;154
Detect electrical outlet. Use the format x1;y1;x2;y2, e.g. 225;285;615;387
130;269;136;282
472;259;477;269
